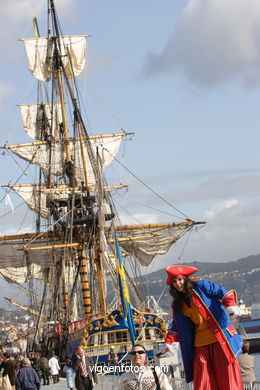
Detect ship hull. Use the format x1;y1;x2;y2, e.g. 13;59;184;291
240;319;260;334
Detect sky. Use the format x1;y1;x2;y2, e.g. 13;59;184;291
0;0;260;307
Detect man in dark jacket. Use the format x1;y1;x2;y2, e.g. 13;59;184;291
38;355;50;386
72;347;97;390
0;352;16;389
15;358;41;390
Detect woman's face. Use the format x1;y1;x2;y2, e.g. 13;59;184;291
172;277;185;292
130;346;147;367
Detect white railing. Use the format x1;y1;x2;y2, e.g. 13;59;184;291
170;378;193;389
242;382;260;390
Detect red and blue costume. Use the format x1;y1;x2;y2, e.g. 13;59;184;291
165;266;243;389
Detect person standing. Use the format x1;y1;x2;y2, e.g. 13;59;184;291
107;346;119;374
48;353;60;384
119;344;172;390
15;358;41;390
162;265;244;390
71;347;97;390
38;355;50;386
63;358;75;390
238;339;255;384
0;352;16;390
30;354;41;381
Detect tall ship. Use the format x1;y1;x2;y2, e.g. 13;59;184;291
0;0;205;366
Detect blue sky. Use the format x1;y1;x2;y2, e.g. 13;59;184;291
0;0;260;306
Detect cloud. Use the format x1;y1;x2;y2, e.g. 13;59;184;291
0;0;77;63
141;0;260;87
157;197;260;267
203;199;238;219
123;168;260;210
119;212;159;225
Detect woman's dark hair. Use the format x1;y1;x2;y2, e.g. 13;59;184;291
169;277;194;309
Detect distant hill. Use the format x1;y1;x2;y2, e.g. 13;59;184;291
135;254;260;309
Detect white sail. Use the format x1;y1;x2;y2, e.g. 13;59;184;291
11;184;50;218
19;103;63;140
118;225;188;266
10;135;122;186
22;35;87;82
0;239;78;284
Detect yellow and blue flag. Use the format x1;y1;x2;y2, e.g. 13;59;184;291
114;231;136;345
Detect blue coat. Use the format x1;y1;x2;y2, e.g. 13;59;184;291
166;279;243;383
15;366;41;390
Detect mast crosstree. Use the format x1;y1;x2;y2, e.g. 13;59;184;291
0;0;205;359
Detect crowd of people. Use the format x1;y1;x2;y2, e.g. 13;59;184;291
0;351;62;390
0;264;257;390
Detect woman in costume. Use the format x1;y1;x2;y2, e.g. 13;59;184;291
163;265;244;390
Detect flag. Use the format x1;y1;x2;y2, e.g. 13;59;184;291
114;231;136;345
5;194;14;213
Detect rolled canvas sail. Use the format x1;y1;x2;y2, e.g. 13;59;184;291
19;103;63;140
10;135;122;186
0;239;78;284
118;225;188;266
23;35;87;82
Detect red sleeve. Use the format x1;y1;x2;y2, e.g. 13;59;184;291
165;330;178;344
165;318;179;344
221;290;238;307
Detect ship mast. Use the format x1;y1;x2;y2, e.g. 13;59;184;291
48;0;108;319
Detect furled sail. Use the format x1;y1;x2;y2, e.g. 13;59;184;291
8;135;122;186
19;103;62;140
22;35;87;82
0;238;78;284
118;225;188;266
10;184;50;218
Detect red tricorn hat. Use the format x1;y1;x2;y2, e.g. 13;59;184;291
165;265;198;286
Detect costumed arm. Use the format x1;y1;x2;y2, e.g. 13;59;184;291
197;279;241;313
158;318;179;355
165;319;179;344
222;290;241;317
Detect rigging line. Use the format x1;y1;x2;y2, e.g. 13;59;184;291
16;206;29;234
112;198;147;225
177;226;194;261
84;87;129;131
157;284;167;305
0;202;24;220
103;148;190;220
116;193;186;220
0;157;33;205
25;208;73;247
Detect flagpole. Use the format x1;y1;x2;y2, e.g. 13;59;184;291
114;231;136;346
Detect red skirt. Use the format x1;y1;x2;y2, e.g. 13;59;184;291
193;342;243;390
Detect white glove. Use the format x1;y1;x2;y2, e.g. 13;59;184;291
159;342;178;356
225;306;242;318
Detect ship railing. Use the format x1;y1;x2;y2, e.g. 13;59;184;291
170;378;193;389
242;382;260;390
243;382;252;390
